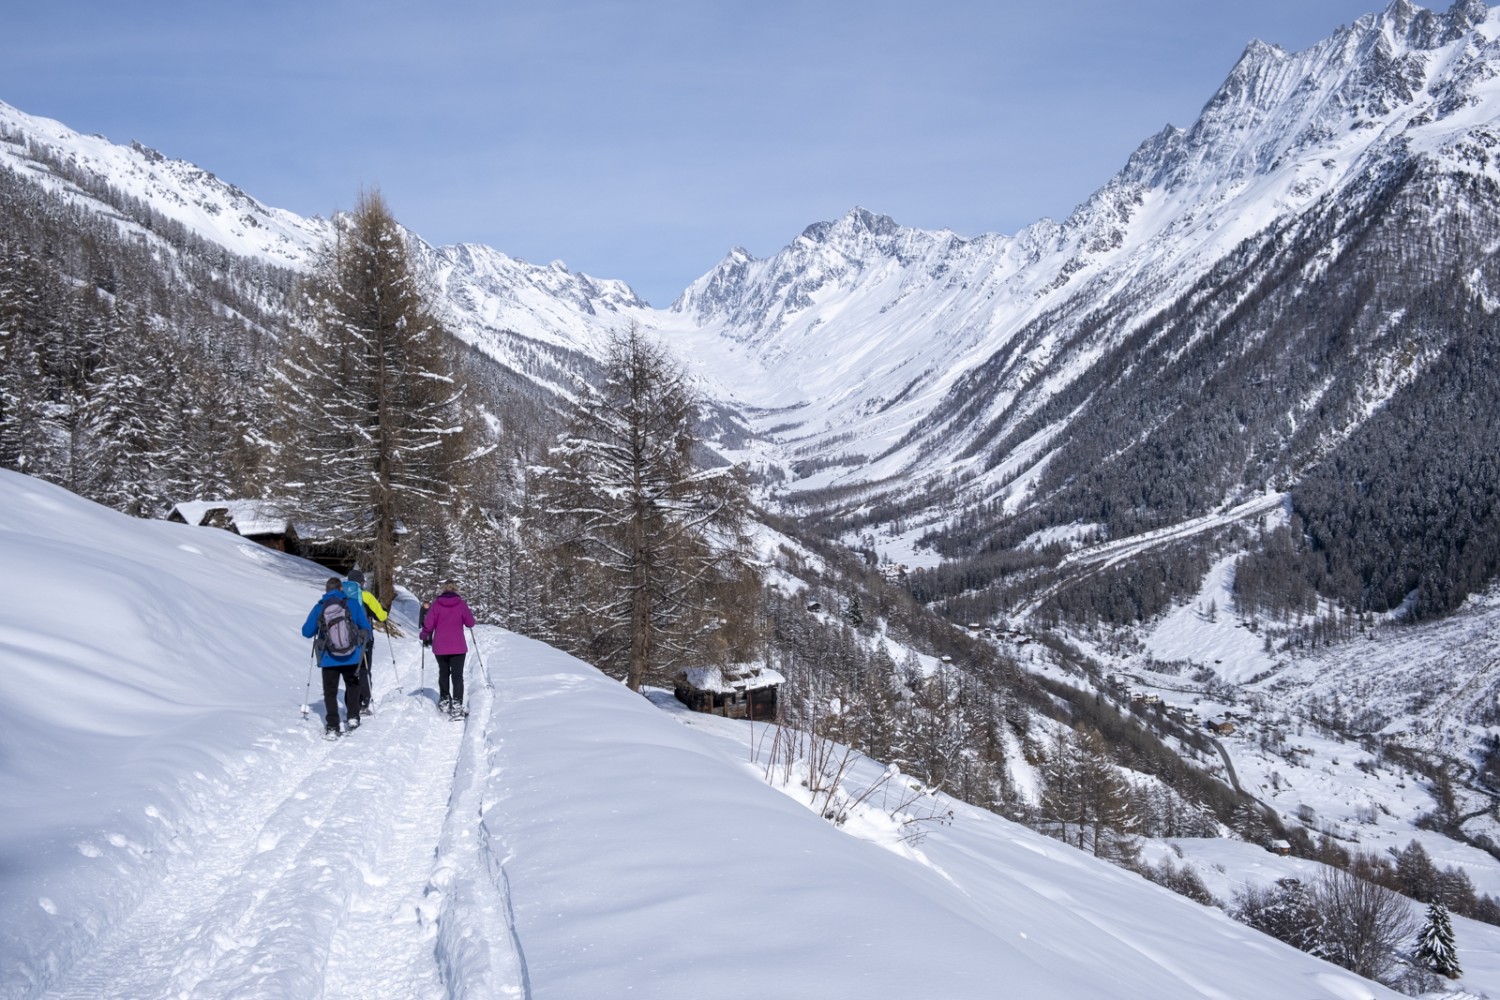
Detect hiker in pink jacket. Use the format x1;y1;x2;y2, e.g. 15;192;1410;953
420;582;476;718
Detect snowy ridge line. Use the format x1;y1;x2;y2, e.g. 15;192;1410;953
423;626;528;1000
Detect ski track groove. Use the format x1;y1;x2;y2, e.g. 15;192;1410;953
37;647;490;1000
425;639;530;1000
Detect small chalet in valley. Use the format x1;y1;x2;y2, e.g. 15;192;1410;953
674;663;785;721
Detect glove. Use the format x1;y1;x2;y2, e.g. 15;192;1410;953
421;634;432;648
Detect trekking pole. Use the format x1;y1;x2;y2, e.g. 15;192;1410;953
300;644;315;719
420;641;427;697
384;623;402;693
467;625;493;691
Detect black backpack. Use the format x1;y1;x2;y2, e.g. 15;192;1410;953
316;594;363;659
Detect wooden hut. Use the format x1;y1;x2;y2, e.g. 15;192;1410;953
167;500;363;572
674;664;784;721
168;500;299;553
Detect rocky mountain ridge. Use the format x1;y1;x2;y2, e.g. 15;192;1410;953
659;0;1500;517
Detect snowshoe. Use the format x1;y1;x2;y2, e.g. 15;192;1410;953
346;716;361;732
449;703;468;721
323;725;341;741
438;697;451;713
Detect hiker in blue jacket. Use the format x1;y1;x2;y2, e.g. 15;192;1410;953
345;567;387;714
302;576;372;738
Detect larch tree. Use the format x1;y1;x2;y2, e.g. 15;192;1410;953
1038;727;1088;848
1038;725;1139;861
537;323;758;691
273;190;467;606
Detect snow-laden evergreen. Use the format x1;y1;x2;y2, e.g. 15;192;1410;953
0;467;1441;998
1417;901;1463;979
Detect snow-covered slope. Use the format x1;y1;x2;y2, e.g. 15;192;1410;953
0;101;323;267
0;99;647;392
657;0;1500;496
0;468;1422;999
5;8;1500;986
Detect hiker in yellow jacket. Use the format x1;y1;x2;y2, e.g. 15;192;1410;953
346;567;388;713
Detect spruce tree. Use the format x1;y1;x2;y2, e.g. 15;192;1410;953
77;308;159;516
1416;901;1461;979
0;244;53;475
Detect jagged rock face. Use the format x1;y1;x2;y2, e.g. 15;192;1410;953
670;207;989;342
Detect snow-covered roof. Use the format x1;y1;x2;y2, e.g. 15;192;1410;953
168;499;291;537
168;500;229;525
228;501;292;537
678;664;785;693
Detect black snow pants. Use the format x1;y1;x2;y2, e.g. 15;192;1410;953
321;664;363;728
436;653;466;705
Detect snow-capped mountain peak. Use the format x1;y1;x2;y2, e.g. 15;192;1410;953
655;0;1500;495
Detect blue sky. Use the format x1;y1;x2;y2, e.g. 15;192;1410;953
4;1;1395;305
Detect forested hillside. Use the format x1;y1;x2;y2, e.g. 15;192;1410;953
907;163;1500;627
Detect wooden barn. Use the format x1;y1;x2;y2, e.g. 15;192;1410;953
674;664;784;721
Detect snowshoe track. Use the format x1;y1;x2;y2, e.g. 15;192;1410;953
36;645;519;1000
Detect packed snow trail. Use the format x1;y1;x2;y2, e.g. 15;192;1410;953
35;638;519;1000
422;635;530;1000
